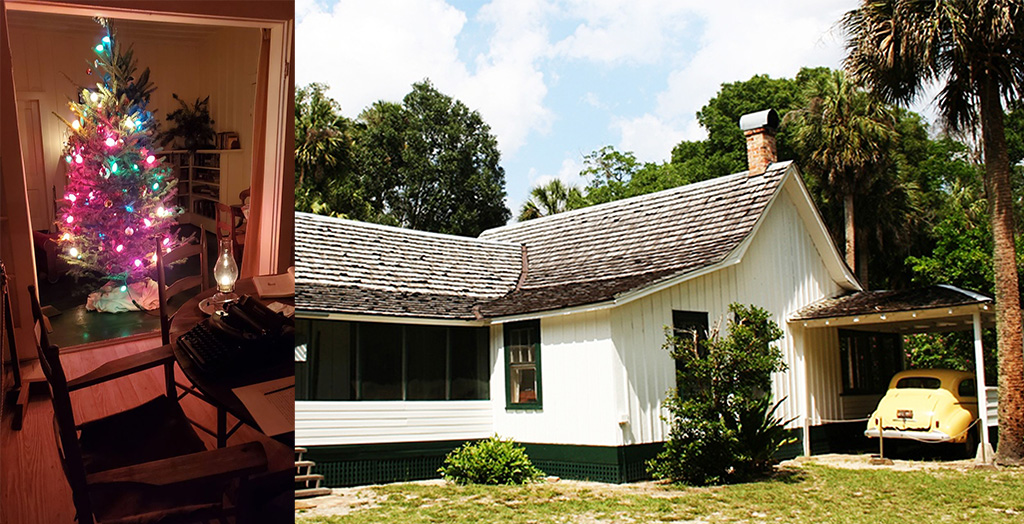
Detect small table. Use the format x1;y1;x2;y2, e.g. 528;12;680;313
170;278;293;447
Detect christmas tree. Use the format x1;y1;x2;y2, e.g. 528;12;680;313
57;19;179;292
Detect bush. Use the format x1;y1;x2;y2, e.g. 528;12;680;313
648;303;795;485
438;436;544;485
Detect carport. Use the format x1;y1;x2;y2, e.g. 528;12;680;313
790;285;997;459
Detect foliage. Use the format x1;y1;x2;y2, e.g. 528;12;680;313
903;331;999;384
56;19;178;283
518;179;584;221
843;0;1024;461
786;69;898;283
438;436;543;486
648;304;792;486
160;94;216;152
360;81;511;236
294;83;371;219
294;80;510;236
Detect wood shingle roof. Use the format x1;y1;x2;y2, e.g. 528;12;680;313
477;163;788;316
296;213;521;319
791;285;992;320
296;162;790;319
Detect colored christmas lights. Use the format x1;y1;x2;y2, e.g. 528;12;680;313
56;18;178;285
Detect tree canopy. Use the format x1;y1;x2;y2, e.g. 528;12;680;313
843;0;1024;463
295;80;510;237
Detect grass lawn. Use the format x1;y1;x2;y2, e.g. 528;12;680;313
296;459;1024;523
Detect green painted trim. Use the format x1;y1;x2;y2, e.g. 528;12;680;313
504;320;543;410
303;440;665;486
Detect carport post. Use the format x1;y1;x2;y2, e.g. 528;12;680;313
973;311;990;461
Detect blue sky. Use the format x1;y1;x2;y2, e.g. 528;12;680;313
296;0;892;219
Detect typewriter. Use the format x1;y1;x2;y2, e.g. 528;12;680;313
178;295;292;373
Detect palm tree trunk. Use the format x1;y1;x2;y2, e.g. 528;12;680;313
844;192;856;277
857;225;869;288
980;78;1024;463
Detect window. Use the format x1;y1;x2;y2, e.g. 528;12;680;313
839;330;903;395
672;310;709;395
360;322;403;400
505;320;541;409
405;325;447;400
295;318;356;400
450;327;490;400
958;379;977;398
895;377;941;389
295;319;489;401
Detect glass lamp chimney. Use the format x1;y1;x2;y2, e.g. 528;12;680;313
213;238;238;293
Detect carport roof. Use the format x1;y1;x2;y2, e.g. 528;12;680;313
790;285;995;333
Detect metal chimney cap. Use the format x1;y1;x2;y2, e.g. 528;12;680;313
739;108;779;132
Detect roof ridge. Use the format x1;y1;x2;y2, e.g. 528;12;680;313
480;161;791;239
296;212;519;248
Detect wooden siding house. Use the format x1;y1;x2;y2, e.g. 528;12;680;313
295;111;996;486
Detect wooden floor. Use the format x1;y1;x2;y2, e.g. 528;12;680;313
1;335;288;523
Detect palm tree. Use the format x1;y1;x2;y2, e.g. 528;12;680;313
787;70;897;286
518;179;584;221
843;0;1024;462
295;83;349;190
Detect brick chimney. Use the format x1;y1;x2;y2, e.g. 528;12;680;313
739;109;779;175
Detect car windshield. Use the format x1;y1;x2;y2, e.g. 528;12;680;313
895;377;942;389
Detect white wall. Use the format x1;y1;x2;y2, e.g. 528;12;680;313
295;401;493;446
196;26;260;205
490;308;626;446
611;183;846;444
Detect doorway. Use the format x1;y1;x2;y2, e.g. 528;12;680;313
7;10;262;348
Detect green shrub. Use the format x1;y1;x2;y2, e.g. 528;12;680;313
648;303;795;485
438;436;544;485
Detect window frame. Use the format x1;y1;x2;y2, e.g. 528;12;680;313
504;320;542;410
295;319;489;401
672;310;709;395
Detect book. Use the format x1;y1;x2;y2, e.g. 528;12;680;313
253;272;294;298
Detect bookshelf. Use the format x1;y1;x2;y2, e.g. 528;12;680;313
166;149;247;232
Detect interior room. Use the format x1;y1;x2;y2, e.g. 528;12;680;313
1;1;295;522
8;10;260;348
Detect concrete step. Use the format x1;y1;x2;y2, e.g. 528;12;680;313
295;487;332;499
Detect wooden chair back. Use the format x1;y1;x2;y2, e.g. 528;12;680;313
215;202;245;264
28;286;95;524
156;232;208;345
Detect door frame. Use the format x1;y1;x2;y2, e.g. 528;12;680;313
1;0;293;359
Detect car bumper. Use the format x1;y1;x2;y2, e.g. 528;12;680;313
864;428;956;442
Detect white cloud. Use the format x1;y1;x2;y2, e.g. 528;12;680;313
582;92;602;109
614;114;686;163
554;0;693;64
556;156;586;188
654;1;852;141
296;0;554;158
298;0;871;207
297;0;468;114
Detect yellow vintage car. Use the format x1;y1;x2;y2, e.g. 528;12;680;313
865;369;979;451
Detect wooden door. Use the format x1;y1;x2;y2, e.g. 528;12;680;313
17;99;51;232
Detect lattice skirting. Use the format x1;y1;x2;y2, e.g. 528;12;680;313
317;456;448;487
304;441;665;487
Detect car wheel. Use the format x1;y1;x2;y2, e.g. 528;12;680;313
963;426;978;460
